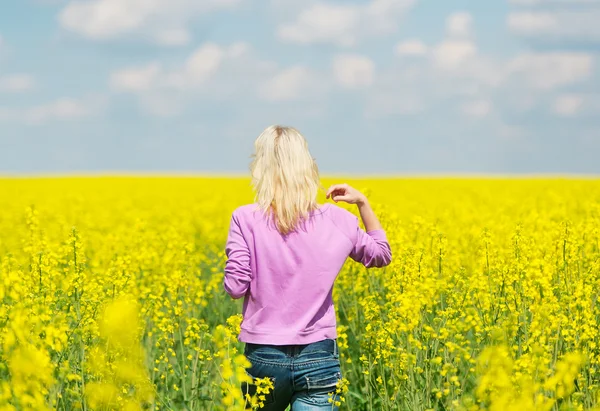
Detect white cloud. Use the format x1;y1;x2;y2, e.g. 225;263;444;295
0;74;36;92
432;39;477;70
277;0;417;47
110;42;256;97
553;94;584;116
417;13;478;70
259;66;315;102
154;28;191;47
506;52;593;89
110;42;294;113
27;98;92;123
184;43;226;86
507;12;556;33
364;0;419;33
110;63;161;92
446;12;473;38
0;95;106;125
332;54;375;88
459;56;505;88
508;10;600;40
278;4;359;47
395;39;428;56
368;13;494;117
461;99;493;117
370;9;595;122
95;5;598;126
551;94;600;117
59;0;243;46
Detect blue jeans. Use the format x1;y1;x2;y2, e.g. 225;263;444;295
242;338;342;410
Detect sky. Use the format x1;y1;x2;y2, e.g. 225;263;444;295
0;0;599;175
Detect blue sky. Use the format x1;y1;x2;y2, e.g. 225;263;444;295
0;0;599;175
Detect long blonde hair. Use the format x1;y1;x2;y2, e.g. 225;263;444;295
250;125;320;235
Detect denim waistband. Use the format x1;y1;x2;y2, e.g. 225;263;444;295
245;338;338;358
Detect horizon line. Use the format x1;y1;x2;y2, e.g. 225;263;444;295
1;171;599;179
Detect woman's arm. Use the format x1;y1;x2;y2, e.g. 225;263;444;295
224;211;252;299
326;183;392;267
356;196;382;233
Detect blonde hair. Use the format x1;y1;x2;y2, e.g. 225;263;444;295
250;125;320;235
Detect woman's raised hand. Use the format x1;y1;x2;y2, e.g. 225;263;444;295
325;183;367;205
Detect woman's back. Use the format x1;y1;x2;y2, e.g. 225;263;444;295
223;125;391;410
224;202;391;345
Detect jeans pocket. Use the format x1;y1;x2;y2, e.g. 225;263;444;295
241;371;276;408
306;370;341;390
304;370;342;406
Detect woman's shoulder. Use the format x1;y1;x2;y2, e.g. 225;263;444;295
322;202;358;225
231;204;269;225
232;203;259;218
233;203;257;212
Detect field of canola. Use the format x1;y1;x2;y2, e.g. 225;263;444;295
1;177;600;411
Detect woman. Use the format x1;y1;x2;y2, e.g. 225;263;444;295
224;125;392;410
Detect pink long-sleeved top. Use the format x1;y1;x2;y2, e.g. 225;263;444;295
223;202;392;345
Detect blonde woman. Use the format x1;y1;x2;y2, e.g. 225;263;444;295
224;125;392;410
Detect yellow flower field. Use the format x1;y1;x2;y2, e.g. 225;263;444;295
1;177;600;410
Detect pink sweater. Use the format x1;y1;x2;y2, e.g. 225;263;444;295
223;203;392;345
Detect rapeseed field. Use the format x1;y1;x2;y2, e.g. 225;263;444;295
1;177;599;410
